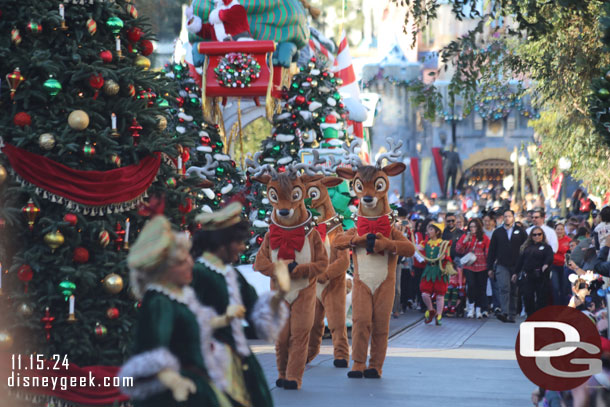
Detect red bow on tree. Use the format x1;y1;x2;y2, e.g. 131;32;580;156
357;216;391;237
269;224;306;260
316;223;327;242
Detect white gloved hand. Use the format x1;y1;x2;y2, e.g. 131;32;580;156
157;369;196;402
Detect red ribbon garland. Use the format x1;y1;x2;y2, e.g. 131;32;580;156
2;144;161;207
356;216;391;237
269;223;306;260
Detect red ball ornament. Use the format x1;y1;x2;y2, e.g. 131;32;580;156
73;247;90;264
325;115;337;124
201;135;211;145
18;265;33;283
256;236;264;245
99;50;113;63
63;213;78;225
295;95;306;104
14;112;31;127
126;27;143;43
106;307;120;320
140;40;154;56
89;74;104;100
176;97;185;107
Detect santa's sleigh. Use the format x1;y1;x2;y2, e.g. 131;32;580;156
191;40;294;158
192;41;292;115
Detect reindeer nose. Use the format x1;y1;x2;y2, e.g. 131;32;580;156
278;209;290;216
363;196;374;203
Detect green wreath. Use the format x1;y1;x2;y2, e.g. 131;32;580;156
214;52;261;88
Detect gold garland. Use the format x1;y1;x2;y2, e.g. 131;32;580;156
265;52;274;121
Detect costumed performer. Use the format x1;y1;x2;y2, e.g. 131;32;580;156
191;202;290;406
119;215;244;407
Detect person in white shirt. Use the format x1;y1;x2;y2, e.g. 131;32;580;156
526;209;558;253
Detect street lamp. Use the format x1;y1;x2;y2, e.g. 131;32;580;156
519;153;527;204
559;157;572;218
510;147;519;199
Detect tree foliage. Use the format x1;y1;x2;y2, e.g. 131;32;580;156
393;0;610;192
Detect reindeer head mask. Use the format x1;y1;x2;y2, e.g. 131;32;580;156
335;138;405;218
246;153;324;227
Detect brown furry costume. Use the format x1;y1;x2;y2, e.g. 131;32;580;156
252;170;328;390
333;141;414;378
303;176;350;366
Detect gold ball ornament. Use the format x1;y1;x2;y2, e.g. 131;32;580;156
157;115;168;131
39;133;56;150
68;110;90;131
18;303;33;317
102;273;124;294
134;55;151;70
104;80;120;96
0;165;7;185
0;331;13;350
44;230;65;252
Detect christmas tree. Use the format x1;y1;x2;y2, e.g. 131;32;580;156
0;0;205;368
163;62;244;217
243;57;349;260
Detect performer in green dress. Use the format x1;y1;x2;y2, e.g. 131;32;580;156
119;215;243;407
191;202;290;407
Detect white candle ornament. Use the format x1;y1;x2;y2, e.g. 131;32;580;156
115;37;121;52
125;218;130;244
111;113;117;129
69;295;75;314
59;4;65;19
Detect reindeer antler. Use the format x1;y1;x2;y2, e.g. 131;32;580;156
245;152;278;179
342;138;363;169
291;150;333;176
186;154;217;180
375;137;403;168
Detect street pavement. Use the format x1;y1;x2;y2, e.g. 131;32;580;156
250;311;534;407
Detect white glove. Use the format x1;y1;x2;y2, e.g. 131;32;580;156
186;6;203;34
157;369;196;402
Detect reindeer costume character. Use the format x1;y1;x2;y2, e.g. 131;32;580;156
301;151;351;368
248;156;329;390
333;139;415;379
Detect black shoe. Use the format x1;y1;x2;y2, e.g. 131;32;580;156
334;359;348;368
496;313;508;323
363;368;380;378
494;307;502;314
276;378;284;387
347;370;363;378
283;380;298;390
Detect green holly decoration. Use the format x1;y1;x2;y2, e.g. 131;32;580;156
216;167;225;176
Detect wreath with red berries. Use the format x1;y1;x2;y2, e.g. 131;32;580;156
214;53;261;88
